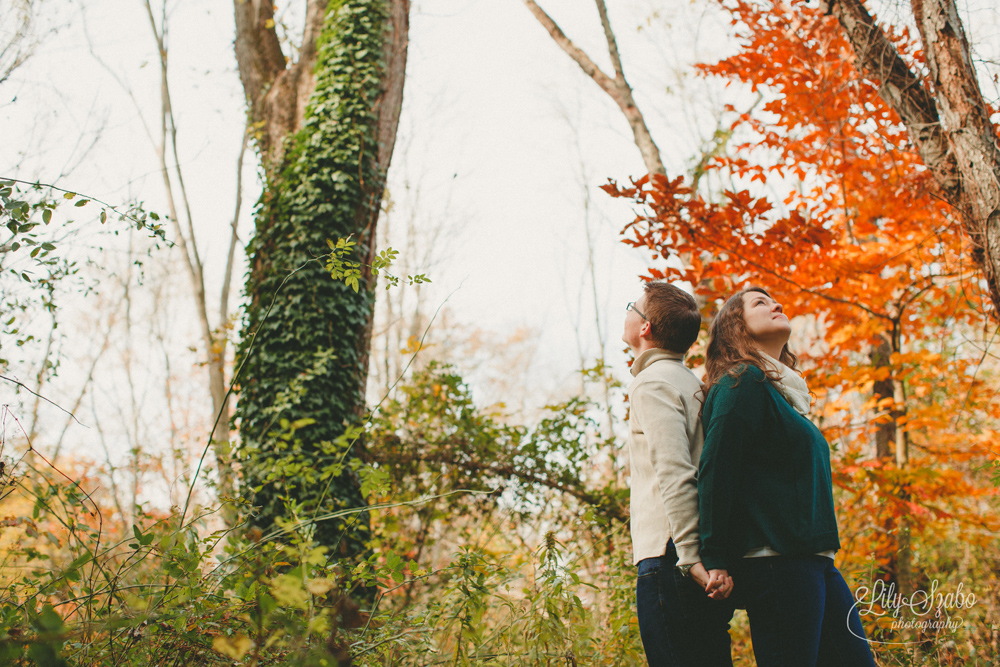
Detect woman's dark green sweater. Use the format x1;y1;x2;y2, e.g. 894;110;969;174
698;364;840;571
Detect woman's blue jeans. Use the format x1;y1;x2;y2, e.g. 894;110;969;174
635;541;735;667
733;554;877;667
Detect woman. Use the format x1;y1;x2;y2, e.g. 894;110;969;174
697;286;875;667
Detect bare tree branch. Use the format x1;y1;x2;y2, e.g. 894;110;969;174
523;0;616;94
0;0;38;87
522;0;665;175
220;120;250;330
0;374;84;426
52;318;114;460
594;0;625;82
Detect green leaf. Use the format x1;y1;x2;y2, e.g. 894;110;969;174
42;209;52;224
100;210;107;223
63;192;75;200
69;552;92;569
28;641;68;667
35;605;64;632
74;199;89;207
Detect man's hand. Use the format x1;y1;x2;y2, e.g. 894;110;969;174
689;562;733;599
705;568;733;599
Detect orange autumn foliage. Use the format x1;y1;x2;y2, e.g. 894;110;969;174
605;0;1000;588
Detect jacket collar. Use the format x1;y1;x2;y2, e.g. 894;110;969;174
630;348;685;377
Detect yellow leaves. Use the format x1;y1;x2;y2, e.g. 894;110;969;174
213;634;253;659
270;568;336;609
264;19;275;29
401;335;423;355
124;594;149;611
306;577;335;596
829;327;854;347
305;546;328;566
270;574;309;608
307;615;330;635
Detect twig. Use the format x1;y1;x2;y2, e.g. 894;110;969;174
0;374;85;427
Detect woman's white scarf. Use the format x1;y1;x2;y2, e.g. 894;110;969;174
761;352;811;416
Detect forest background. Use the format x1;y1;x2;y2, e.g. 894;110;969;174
1;0;999;665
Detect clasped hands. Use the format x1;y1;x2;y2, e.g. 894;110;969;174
689;562;733;600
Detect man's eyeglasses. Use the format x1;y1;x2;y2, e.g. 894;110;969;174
626;302;647;320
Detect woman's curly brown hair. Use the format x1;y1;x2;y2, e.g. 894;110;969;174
703;286;798;398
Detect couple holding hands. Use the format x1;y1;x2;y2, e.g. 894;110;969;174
624;283;877;667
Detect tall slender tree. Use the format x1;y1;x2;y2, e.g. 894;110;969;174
232;0;409;555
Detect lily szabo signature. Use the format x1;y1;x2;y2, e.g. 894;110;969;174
848;579;977;643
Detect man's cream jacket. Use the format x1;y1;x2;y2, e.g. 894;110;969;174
627;348;705;566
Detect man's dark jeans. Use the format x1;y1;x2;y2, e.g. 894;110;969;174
733;554;877;667
636;541;735;667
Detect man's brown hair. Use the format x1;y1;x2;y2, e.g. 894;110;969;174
642;282;702;354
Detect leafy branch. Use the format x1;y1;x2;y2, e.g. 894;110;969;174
325;235;430;293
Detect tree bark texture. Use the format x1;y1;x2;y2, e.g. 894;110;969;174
825;0;1000;316
870;334;895;460
233;0;409;556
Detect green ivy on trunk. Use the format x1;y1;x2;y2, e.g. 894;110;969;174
235;0;389;560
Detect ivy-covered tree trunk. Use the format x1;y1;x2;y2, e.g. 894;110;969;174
232;0;408;556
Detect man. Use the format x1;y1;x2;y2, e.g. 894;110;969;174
623;281;734;666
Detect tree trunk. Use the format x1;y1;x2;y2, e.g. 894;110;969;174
233;0;409;557
871;329;913;596
870;334;895;460
895;383;912;598
824;0;1000;316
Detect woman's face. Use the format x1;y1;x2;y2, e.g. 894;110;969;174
741;291;791;346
